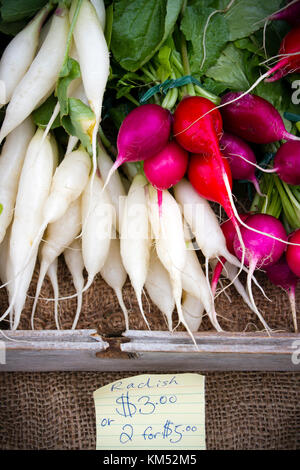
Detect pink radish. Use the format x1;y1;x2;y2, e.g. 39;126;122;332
233;214;287;331
103;104;172;188
270;0;300;26
144;140;188;214
266;254;299;332
273;141;300;185
144;141;188;191
286;229;300;276
220;93;300;144
220;133;263;195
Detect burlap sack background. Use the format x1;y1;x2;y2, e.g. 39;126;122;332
0;257;299;449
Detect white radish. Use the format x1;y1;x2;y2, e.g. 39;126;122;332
0;117;35;243
100;238;129;330
120;174;150;328
64;239;85;330
97;145;126;232
43;147;91;224
2;129;57;329
0;7;69;143
46;258;59;330
81;173;113;291
182;242;222;331
0;5;50;106
147;186;197;343
91;0;106;30
31;198;82;328
145;249;175;331
182;292;204;332
0;225;10;285
174;179;241;269
70;0;109;207
27;145;91;265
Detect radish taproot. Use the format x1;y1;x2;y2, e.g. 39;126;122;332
1;129;58;329
220;93;300;144
81;173;113;292
100;238;129;330
145;249;175;331
0;117;35;243
182;293;204;333
0;7;69;143
266;254;299;332
120;174;150;328
0;4;51;106
64;239;85;330
265;25;300;82
103;104;172;189
220;133;263;195
147;186;198;343
233;214;287;331
31;197;82;329
273;141;300;185
286;229;300;277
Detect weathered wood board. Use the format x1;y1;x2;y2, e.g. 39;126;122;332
0;329;300;371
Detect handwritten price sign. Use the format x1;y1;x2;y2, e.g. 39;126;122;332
94;373;206;450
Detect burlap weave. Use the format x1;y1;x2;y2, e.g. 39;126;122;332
0;256;297;333
0;371;299;450
0;257;299;450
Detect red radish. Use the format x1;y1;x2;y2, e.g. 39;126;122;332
270;0;300;26
273;141;300;185
173;96;249;277
265;25;300;82
188;152;233;212
144;140;188;214
286;228;300;276
220;133;263;195
103;104;172;189
173;96;223;154
265;254;298;332
233;213;287;331
220;92;300;144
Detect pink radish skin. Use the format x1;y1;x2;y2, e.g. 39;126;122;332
220;93;300;144
144;141;188;191
104;104;172;189
270;0;300;26
273;141;300;185
266;254;298;332
233;214;287;331
220;133;262;194
144;140;188;214
286;229;300;277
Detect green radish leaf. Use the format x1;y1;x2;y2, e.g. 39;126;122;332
61;98;96;154
104;3;113;49
56;57;81;118
32;94;61;129
0;18;27;35
223;0;282;41
0;0;48;22
205;43;250;90
111;0;184;72
180;3;229;75
0;204;3;215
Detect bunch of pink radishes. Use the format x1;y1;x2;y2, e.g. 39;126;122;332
110;86;300;335
0;0;300;338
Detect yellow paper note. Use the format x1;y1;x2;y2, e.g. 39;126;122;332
94;373;205;450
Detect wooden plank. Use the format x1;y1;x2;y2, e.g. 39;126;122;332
0;329;300;371
0;329;109;372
